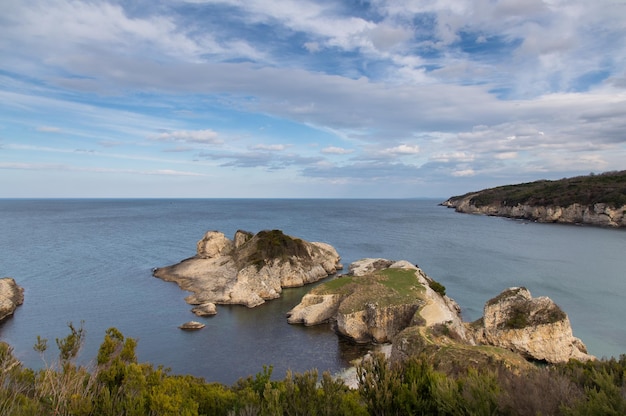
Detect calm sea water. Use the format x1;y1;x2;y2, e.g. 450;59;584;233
0;199;624;384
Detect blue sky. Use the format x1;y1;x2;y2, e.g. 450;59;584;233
1;0;625;198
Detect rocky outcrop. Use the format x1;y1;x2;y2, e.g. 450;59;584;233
470;287;593;363
154;229;342;310
442;196;626;227
0;278;24;322
288;259;468;344
290;259;593;369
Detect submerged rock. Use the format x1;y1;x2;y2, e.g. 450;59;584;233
0;277;24;322
154;229;342;310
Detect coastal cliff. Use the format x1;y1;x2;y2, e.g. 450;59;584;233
289;259;593;366
0;277;24;322
442;171;626;227
289;259;466;344
153;230;342;310
469;287;592;363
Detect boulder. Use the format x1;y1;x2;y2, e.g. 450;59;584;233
470;287;594;363
191;302;217;316
0;278;24;322
154;230;342;310
179;321;205;330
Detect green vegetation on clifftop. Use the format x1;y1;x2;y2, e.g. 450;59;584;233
451;170;626;208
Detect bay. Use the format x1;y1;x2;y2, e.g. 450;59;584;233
0;199;624;385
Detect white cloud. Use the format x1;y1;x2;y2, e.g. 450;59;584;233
153;129;222;144
304;42;321;53
430;152;475;163
494;152;518;160
251;144;287;151
322;146;354;155
382;144;421;155
451;169;475;177
1;0;625;197
0;161;205;176
36;126;62;133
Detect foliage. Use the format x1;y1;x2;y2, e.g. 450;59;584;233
243;230;310;270
449;170;626;208
1;325;625;415
427;279;446;297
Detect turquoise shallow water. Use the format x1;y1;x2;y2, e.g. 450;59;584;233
0;199;624;384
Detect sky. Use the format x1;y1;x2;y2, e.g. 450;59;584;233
1;0;625;198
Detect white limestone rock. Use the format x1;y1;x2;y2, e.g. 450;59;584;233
471;287;594;363
154;230;342;311
191;302;217;316
0;278;24;322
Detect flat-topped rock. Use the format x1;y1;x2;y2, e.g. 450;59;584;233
154;229;342;310
179;321;205;330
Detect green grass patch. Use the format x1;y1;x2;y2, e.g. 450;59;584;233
314;276;356;295
377;268;425;293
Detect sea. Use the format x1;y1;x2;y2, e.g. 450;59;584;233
0;199;624;385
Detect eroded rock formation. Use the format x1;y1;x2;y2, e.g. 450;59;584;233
289;259;593;367
470;287;593;363
288;259;468;344
154;230;342;310
442;196;626;228
0;277;24;322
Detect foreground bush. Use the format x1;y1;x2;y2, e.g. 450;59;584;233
0;324;624;415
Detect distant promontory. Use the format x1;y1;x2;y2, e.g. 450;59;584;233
442;171;626;227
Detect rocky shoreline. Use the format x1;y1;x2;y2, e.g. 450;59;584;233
153;229;342;313
3;227;596;378
442;196;626;227
288;258;593;366
152;228;594;367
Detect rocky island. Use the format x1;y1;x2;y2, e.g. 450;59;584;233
153;229;342;312
288;258;593;368
0;277;24;322
442;170;626;227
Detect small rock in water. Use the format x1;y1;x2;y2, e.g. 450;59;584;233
179;321;205;330
192;302;217;316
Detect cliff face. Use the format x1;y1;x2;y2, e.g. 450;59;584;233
287;258;468;344
289;259;593;367
442;196;626;227
470;287;593;363
0;277;24;322
153;230;342;310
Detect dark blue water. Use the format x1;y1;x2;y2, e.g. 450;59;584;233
0;199;624;384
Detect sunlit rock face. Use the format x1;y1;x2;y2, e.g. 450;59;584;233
443;196;626;228
471;287;594;363
287;259;468;344
154;230;342;310
0;277;24;322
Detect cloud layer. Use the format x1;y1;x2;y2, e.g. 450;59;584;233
1;0;625;197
